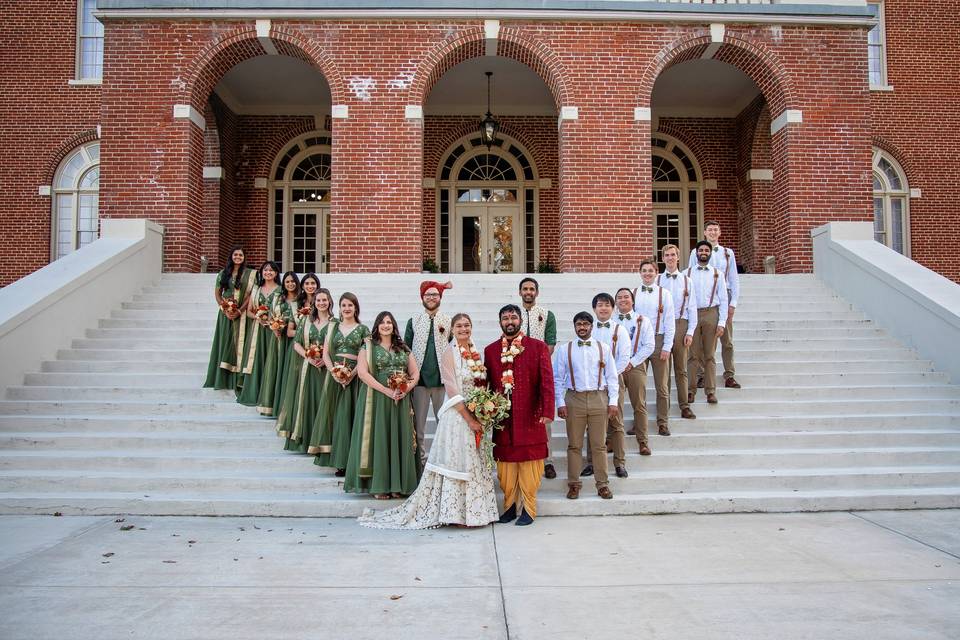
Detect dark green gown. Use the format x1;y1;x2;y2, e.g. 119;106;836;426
203;267;256;391
343;341;419;496
236;285;281;411
312;322;370;466
269;295;299;417
275;318;329;453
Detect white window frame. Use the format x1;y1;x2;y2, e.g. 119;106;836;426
72;0;104;84
868;1;892;91
872;148;910;257
651;133;704;270
51;141;100;260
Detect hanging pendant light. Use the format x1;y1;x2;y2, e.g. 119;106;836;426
478;71;500;149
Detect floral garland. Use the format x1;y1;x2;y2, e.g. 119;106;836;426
500;333;525;396
458;341;486;384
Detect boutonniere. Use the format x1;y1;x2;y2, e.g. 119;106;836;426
439;326;445;335
538;315;543;323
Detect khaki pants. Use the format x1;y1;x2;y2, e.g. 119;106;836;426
721;307;735;380
622;363;649;446
412;386;445;466
645;333;670;428
669;318;691;411
565;390;610;489
689;306;720;395
497;459;544;519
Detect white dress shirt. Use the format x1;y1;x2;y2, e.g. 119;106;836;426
657;270;698;337
632;282;676;353
592;316;632;374
552;337;619;408
614;312;656;368
689;244;740;308
686;263;729;326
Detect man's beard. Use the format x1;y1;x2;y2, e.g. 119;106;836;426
422;299;440;311
502;323;519;337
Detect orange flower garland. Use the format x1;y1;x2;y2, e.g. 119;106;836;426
500;333;524;396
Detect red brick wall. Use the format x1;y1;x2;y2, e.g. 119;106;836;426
871;1;960;282
0;0;101;285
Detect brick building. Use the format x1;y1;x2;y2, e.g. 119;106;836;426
1;0;957;284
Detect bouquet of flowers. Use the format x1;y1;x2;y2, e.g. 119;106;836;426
464;386;510;469
220;298;239;316
304;343;323;362
331;359;354;384
386;370;412;404
269;312;287;333
255;304;270;322
297;305;311;317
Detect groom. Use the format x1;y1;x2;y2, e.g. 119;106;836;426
485;304;555;526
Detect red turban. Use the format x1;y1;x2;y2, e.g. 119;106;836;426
420;280;453;299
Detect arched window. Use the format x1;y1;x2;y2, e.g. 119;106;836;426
872;148;910;256
52;141;100;260
651;134;703;269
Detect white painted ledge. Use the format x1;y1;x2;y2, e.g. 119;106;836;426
812;222;960;383
0;219;165;392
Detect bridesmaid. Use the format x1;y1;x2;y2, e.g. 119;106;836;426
343;311;420;499
311;293;369;474
277;287;333;453
269;271;301;417
203;246;256;391
274;273;320;444
237;261;281;410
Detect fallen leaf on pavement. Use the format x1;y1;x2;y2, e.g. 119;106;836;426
389;595;403;601
120;525;135;531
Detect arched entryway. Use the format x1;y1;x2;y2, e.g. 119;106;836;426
650;134;703;269
435;133;539;273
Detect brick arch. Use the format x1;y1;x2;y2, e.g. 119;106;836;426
179;24;346;109
256;125;330;183
871;135;916;183
638;29;794;116
652;126;710;180
45;129;99;186
409;26;570;109
427;122;547;180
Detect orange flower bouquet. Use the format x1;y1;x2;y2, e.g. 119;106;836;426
220;298;239;317
387;370;412;404
255;304;270;323
464;387;510;469
304;342;323;363
297;305;312;317
269;312;287;333
331;359;354;384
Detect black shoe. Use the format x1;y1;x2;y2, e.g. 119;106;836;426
697;376;704;389
580;464;594;477
615;466;628;478
515;509;534;526
544;463;557;479
334;468;346;477
498;504;517;524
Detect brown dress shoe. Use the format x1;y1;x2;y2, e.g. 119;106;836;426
566;485;580;500
544;463;557;479
639;444;652;456
688;392;696;404
681;407;696;419
597;486;613;500
615;466;628;478
658;424;671;436
725;378;741;389
706;393;718;404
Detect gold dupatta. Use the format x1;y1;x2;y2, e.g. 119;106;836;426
232;268;257;371
291;317;323;442
358;336;376;478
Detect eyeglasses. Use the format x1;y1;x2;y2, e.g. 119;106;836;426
423;293;441;298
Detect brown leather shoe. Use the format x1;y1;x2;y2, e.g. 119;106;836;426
566;485;580;500
688;392;696;404
544;463;557;479
658;424;671;436
725;377;741;389
706;393;718;404
681;407;697;419
615;465;628;478
597;486;613;500
639;444;652;456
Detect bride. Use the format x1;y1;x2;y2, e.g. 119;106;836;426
358;313;499;529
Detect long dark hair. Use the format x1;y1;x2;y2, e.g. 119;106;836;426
256;261;281;287
280;271;300;301
297;273;321;309
217;245;246;292
372;311;410;353
339;292;361;323
311;287;334;321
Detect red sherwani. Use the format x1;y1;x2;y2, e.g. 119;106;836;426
485;335;556;463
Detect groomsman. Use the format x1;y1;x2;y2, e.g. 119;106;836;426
688;221;741;388
633;261;676;438
553;312;619;500
518;277;559;479
687;240;728;404
614;287;656;455
583;292;633;478
657;244;698;421
404;280;453;467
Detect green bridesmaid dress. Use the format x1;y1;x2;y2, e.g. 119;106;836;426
312;321;371;467
203;267;256;391
275;317;329;453
236;285;281;410
343;340;419;496
271;296;301;418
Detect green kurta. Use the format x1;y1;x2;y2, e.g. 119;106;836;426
404;317;441;388
275;318;329;453
236;285;281;410
270;295;299;417
203;267;256;391
343;341;419;496
312;322;371;468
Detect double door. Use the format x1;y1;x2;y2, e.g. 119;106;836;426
287;204;330;274
455;205;521;273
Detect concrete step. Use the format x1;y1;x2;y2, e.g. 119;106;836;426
41;360;207;373
56;348;207;362
0;399;251;416
24;372;208;387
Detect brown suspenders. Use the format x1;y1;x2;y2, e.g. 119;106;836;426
567;341;604;392
686;266;720;307
658;273;690;319
631;315;645;356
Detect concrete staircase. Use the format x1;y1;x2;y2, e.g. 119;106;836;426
1;273;958;516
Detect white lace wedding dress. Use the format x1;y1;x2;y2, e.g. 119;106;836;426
358;344;499;529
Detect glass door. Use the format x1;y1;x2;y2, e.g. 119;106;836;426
653;205;683;271
287;204;329;273
455;205;521;273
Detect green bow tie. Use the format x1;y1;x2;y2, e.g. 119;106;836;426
697;265;709;271
577;340;592;347
641;286;654;293
713;245;720;252
618;313;631;321
666;273;678;279
596;321;610;328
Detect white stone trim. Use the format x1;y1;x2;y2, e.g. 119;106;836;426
422;178;436;188
38;185;51;197
96;125;101;138
770;109;802;135
314;114;325;130
702;23;725;59
173;104;206;130
910;188;922;199
539;178;552;189
405;105;424;120
256;19;278;55
870;84;894;92
748;169;774;182
254;177;268;189
484;19;499;56
634;107;651;121
202;166;223;180
67;78;102;86
560;106;579;120
331;105;349;119
704;179;718;190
